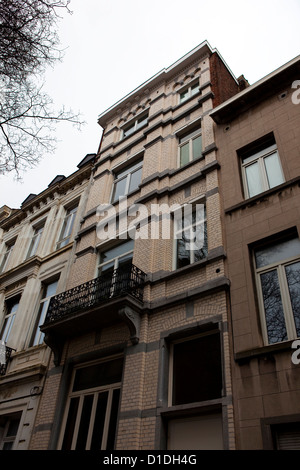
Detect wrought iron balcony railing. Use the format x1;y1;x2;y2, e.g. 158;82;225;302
44;263;146;325
0;345;14;376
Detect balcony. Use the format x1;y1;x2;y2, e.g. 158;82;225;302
0;345;15;376
41;264;146;365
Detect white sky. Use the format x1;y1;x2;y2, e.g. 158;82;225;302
1;0;300;209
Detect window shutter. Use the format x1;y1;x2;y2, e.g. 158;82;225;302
276;428;300;450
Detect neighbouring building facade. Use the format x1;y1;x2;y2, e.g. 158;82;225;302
0;154;95;449
29;41;242;450
210;55;300;449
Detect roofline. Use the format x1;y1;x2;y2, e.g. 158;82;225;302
97;40;237;126
210;54;300;123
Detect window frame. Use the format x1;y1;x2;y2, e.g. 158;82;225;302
254;236;300;345
30;279;59;346
173;202;207;270
0;412;22;450
26;223;45;259
168;330;223;407
178;80;200;103
121;111;148;140
241;143;284;199
110;159;143;203
178;127;202;167
56;204;78;250
58;355;123;450
0;296;20;344
0;239;15;274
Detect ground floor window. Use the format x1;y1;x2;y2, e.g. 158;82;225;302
59;356;123;450
0;412;22;450
272;422;300;450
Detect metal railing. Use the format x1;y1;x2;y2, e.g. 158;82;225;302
0;346;14;376
44;263;146;325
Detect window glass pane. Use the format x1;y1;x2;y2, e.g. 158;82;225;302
191;83;200;95
180;89;189;102
61;397;80;450
180;142;190;167
255;238;300;268
245;162;263;197
176;239;191;268
106;388;121;450
285;262;300;337
76;395;94;450
264;152;284;188
91;392;108;450
100;240;134;265
123;123;135;138
192;135;202;159
260;270;287;343
73;358;123;392
6;418;20;437
45;281;58;298
112;177;127;202
136;114;148;128
172;333;222;405
128;166;142;193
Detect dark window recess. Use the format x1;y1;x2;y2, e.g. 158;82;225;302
172;332;222;406
272;422;300;450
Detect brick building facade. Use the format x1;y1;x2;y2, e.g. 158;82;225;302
211;55;300;449
30;41;240;450
1;41;300;451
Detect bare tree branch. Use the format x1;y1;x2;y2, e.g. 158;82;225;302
0;0;83;176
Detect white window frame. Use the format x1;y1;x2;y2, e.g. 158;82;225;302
0;412;22;450
121;111;148;139
255;239;300;345
241;143;284;198
178;80;200;103
56;205;78;250
0;240;15;273
110;159;143;203
58;356;123;450
178;128;202;167
0;297;19;344
26;223;44;259
173;202;207;270
31;279;58;346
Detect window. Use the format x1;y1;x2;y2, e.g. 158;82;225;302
31;280;58;346
121;112;148;139
174;203;207;269
111;159;143;203
255;236;300;344
59;357;123;450
0;297;19;344
0;412;22;450
57;205;78;249
97;240;134;297
272;422;300;450
169;332;222;407
26;224;44;259
178;128;202;167
0;240;15;273
241;141;284;198
179;81;200;103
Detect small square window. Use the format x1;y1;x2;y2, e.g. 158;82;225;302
179;81;200;103
240;136;284;198
121;112;148;139
111;159;143;203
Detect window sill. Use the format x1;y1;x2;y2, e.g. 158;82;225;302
235;338;297;364
225;176;300;215
159;398;224;418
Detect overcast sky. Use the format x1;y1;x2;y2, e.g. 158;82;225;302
1;0;300;209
